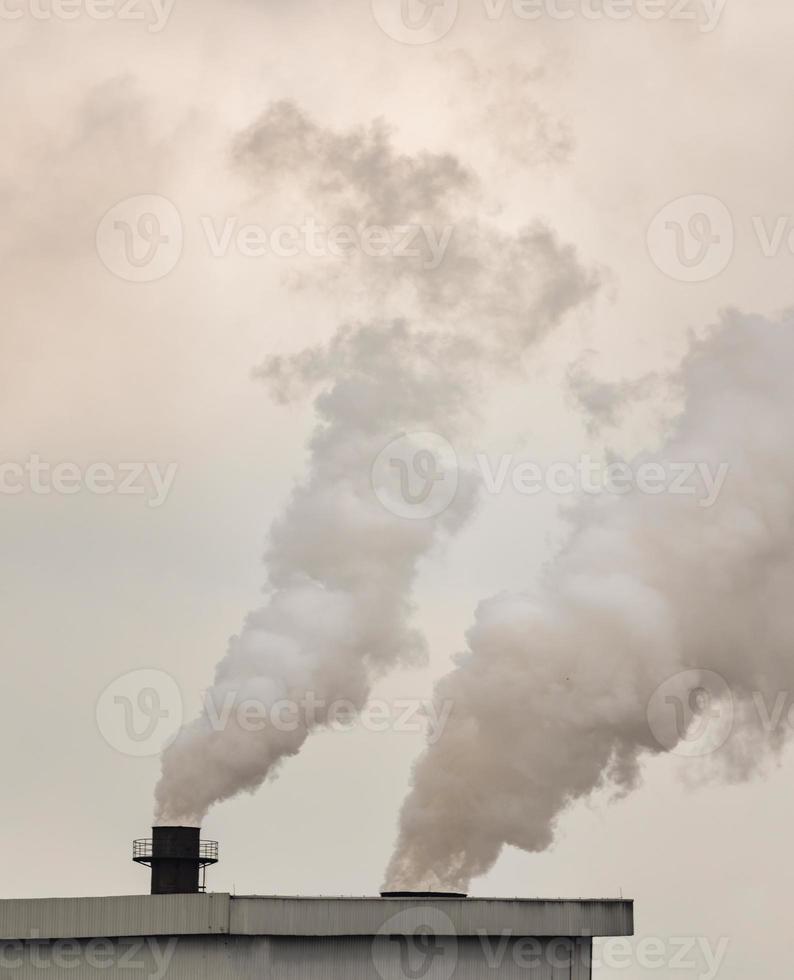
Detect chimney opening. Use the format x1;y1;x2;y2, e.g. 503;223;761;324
380;891;468;899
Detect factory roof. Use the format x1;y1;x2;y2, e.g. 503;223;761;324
0;894;633;941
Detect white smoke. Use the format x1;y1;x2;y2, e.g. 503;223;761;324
386;311;794;892
154;103;597;824
566;351;660;435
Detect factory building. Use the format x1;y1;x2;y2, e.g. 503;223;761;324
0;829;633;978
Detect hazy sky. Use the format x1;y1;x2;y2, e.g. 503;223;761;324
3;2;793;979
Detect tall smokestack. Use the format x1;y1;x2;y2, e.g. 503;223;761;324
133;827;218;895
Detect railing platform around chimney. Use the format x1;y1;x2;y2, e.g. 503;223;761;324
133;828;219;894
133;839;219;865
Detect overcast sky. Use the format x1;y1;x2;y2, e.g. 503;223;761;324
2;2;793;979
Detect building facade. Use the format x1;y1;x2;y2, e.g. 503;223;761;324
0;893;634;979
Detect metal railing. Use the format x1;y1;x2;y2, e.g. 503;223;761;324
132;839;219;864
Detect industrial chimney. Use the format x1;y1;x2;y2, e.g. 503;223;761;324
132;827;218;895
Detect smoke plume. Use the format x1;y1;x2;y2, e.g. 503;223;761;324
154;103;597;824
385;311;794;892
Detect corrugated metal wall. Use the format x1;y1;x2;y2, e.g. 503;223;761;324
0;934;595;980
0;894;230;941
230;898;632;939
0;896;632;942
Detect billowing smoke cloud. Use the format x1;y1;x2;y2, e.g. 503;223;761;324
566;351;659;435
231;101;592;338
154;103;598;824
386;311;794;892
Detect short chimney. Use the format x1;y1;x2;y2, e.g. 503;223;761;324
133;827;218;895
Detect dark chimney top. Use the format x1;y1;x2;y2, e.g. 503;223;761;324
133;827;219;895
380;891;468;899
